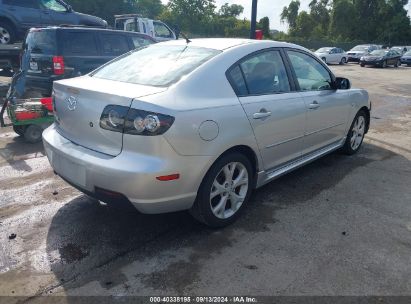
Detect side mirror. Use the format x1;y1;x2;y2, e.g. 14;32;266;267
335;77;351;90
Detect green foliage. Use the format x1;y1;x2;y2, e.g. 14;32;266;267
219;3;244;17
258;17;270;38
280;0;411;45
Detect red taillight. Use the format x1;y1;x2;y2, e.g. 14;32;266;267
53;56;64;75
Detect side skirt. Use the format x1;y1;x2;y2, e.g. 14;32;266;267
255;138;346;188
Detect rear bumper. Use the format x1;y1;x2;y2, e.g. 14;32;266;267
43;124;212;214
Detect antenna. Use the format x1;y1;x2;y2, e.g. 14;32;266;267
179;32;191;44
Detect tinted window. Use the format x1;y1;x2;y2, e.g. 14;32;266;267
240;50;290;95
131;36;153;49
40;0;66;11
228;66;247;96
63;32;98;56
100;34;129;56
287;50;332;91
4;0;39;8
92;45;220;87
24;31;56;55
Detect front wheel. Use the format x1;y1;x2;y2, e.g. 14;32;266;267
382;60;387;68
360;63;365;67
394;59;400;68
342;111;367;155
190;153;254;228
340;57;347;65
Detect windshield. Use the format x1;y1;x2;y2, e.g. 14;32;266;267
404;51;411;56
370;50;386;56
316;47;332;53
92;45;221;87
351;46;369;52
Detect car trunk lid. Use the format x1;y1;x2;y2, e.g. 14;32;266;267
53;76;167;156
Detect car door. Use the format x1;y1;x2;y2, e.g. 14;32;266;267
2;0;42;31
329;48;339;63
38;0;72;26
286;49;351;155
228;49;306;171
153;21;175;42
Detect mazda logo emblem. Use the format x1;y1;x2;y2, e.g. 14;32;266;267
66;96;77;111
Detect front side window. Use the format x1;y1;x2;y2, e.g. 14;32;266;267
92;45;221;87
153;22;173;38
239;50;290;95
40;0;67;12
287;50;332;91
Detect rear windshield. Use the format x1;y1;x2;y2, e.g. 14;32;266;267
24;30;56;55
370;50;387;56
92;45;221;87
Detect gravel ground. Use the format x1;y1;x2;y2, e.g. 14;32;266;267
0;64;410;302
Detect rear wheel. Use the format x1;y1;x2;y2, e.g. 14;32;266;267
394;59;400;68
342;110;367;155
190;153;254;228
0;22;15;44
24;124;43;143
360;63;365;67
13;125;26;136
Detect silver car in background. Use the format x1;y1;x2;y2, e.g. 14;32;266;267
43;39;371;227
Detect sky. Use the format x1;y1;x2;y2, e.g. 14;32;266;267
161;0;411;32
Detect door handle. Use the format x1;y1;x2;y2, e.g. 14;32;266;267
253;109;272;120
309;101;320;110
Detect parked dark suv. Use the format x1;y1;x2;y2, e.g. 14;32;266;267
0;0;107;44
9;27;155;99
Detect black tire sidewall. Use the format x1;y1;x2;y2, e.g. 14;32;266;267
0;22;15;44
192;153;254;228
343;110;367;155
24;125;43;143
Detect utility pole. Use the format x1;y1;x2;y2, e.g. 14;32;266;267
250;0;257;39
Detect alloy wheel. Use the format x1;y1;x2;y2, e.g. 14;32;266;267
350;116;365;151
0;27;11;44
210;162;249;220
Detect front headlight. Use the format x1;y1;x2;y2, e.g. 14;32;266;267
360;57;364;61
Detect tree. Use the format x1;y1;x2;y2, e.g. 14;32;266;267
294;11;315;37
280;0;301;30
134;0;164;19
258;17;270;38
308;0;330;37
219;3;244;17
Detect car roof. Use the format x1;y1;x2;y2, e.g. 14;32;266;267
158;38;300;51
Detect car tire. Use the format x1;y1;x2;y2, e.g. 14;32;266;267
340;57;346;65
382;60;387;68
190;152;254;228
394;60;400;68
342;110;368;155
13;125;26;136
0;21;15;45
360;63;365;67
24;124;43;143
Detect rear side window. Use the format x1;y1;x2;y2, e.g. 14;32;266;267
240;50;291;95
227;66;248;96
63;32;98;56
3;0;39;8
92;45;221;87
100;34;130;56
24;31;56;55
131;36;153;49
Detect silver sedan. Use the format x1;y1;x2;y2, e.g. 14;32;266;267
43;39;370;227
